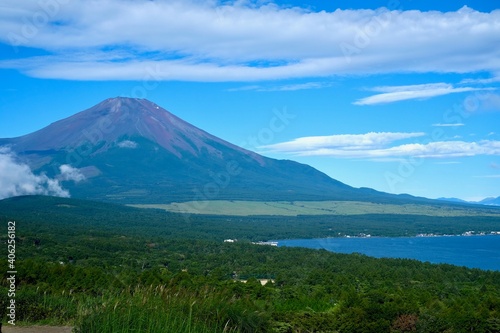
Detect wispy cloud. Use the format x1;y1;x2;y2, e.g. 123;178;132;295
268;82;330;91
229;81;332;92
354;83;490;105
261;133;500;160
227;85;262;92
432;123;465;127
1;2;499;81
460;75;500;85
435;161;461;165
260;132;425;155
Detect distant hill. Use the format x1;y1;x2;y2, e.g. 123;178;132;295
1;195;500;240
0;97;434;205
438;196;500;206
437;197;469;204
479;196;500;206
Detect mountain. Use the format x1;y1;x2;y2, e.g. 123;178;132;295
438;197;500;206
479;196;500;206
1;97;429;204
437;197;469;204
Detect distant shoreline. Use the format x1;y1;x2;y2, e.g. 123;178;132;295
274;234;500;271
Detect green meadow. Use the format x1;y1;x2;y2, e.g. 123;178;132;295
131;200;500;217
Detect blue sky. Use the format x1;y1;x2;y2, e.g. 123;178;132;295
1;0;499;201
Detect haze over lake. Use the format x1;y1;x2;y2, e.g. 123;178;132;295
277;235;500;271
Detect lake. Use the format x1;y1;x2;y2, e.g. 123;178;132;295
276;235;500;271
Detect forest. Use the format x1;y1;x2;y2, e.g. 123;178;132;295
1;195;499;332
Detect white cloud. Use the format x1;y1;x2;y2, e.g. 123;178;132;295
460;75;500;85
227;85;262;92
58;164;85;182
0;148;69;199
117;140;138;148
261;133;500;160
0;2;499;81
229;81;332;92
267;82;330;91
354;83;491;105
261;132;425;152
380;141;500;158
432;123;465;127
435;161;461;165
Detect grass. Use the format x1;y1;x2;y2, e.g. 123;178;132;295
4;285;267;333
75;285;268;333
129;200;500;217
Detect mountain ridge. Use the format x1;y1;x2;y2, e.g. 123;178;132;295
439;196;500;206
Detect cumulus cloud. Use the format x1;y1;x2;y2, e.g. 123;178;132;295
261;133;500;160
0;148;69;200
353;83;491;105
58;164;85;182
0;2;499;81
117;140;138;148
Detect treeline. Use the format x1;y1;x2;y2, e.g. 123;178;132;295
2;196;500;242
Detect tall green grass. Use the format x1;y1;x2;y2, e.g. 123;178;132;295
73;285;269;333
1;284;269;332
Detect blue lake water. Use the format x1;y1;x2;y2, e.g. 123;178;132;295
276;235;500;271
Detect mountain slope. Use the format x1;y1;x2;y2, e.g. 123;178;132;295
1;97;429;204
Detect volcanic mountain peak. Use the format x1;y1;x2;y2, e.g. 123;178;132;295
90;97;187;131
5;97;258;161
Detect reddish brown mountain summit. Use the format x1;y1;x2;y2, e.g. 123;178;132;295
7;97;261;162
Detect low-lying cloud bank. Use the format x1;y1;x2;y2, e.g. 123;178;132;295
0;148;85;200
